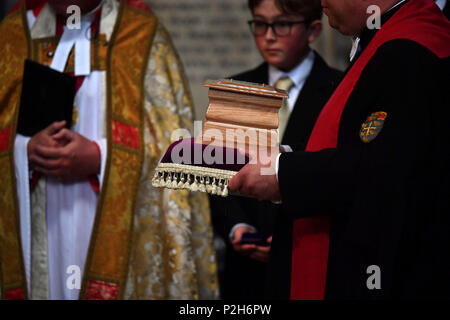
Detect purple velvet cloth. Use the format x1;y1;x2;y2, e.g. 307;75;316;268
160;138;249;171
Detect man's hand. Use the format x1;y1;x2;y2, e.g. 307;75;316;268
232;226;272;263
232;225;257;256
29;127;101;180
27;121;67;158
249;236;272;263
228;160;281;202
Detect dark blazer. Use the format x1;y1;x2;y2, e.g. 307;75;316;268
444;0;450;19
210;51;343;299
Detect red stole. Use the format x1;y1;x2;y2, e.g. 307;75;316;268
290;0;450;300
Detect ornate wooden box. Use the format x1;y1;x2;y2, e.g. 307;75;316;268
152;79;288;197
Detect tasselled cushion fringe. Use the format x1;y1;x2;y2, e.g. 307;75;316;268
151;163;237;197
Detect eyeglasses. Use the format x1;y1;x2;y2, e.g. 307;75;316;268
248;20;307;37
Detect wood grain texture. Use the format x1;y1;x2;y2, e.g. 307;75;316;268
204;79;288;99
205;89;282;129
199;80;283;154
208;88;284;109
201;120;278;150
206;102;279;129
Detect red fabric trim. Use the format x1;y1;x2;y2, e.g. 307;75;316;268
32;0;46;17
75;76;86;92
0;126;11;152
9;2;21;14
85;280;119;300
92;141;101;157
90;8;102;36
290;0;450;300
4;288;24;300
112;120;140;150
67;74;86;92
125;0;152;14
88;142;101;192
29;171;41;192
88;176;100;192
291;217;330;300
67;73;86;91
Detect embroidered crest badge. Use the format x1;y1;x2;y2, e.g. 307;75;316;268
360;111;387;143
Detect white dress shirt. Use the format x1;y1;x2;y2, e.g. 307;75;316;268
269;50;315;112
435;0;447;10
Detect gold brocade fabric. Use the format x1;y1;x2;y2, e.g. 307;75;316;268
0;7;29;299
80;3;156;299
123;22;219;299
0;0;218;300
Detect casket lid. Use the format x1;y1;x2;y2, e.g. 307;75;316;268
204;79;288;99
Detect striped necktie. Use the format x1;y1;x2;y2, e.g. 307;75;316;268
275;77;294;141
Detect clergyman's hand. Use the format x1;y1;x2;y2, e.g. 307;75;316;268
228;158;281;202
29;128;100;180
27;121;67;164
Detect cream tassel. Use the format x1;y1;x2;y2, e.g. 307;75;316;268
172;173;179;189
166;172;173;188
191;175;199;192
217;179;223;195
199;176;206;193
178;173;185;188
159;173;165;187
205;177;213;193
152;171;160;187
221;179;229;197
210;177;216;195
183;174;191;189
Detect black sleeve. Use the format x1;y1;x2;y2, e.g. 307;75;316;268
209;194;255;240
278;40;450;220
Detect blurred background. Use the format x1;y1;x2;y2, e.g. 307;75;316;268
0;0;351;121
0;0;16;19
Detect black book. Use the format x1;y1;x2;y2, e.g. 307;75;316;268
17;59;76;137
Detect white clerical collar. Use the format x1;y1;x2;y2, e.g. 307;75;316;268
388;0;407;12
50;17;94;76
350;0;407;62
435;0;447;10
349;36;361;62
269;50;315;90
50;1;104;76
